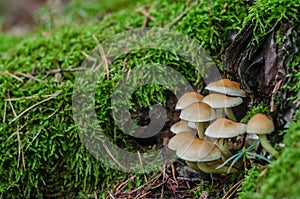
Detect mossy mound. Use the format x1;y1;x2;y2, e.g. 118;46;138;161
0;0;250;198
1;0;299;198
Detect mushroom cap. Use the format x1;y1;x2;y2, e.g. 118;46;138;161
202;93;243;108
176;137;222;162
180;102;216;122
205;118;246;138
247;113;274;135
205;79;246;97
175;92;204;110
168;131;196;151
170;120;197;134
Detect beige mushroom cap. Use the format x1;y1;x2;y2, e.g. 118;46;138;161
202;93;243;108
247;113;274;134
168;131;195;151
176;136;222;162
170;120;197;134
205;78;246;97
180;102;216;122
205;118;246;138
175;92;204;110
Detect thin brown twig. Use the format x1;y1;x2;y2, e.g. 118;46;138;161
46;100;63;119
15;127;26;171
81;50;97;69
6;123;27;142
3;100;7;123
171;163;178;186
108;190;116;199
8;93;17;117
136;6;156;22
136;191;151;199
25;129;42;151
115;175;136;193
128;173;162;195
20;134;26;171
92;34;110;80
31;68;86;76
15;72;43;83
9;92;61;124
5;93;59;102
3;71;24;83
17;129;21;168
160;183;164;199
137;2;157;28
6;93;29;172
102;143;127;171
137;151;148;183
176;177;203;182
221;179;244;199
94;191;98;199
167;1;198;29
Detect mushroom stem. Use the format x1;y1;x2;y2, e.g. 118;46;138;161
225;108;237;122
185;161;200;171
215;108;225;118
258;134;279;158
218;139;244;169
196;161;238;174
217;139;232;159
196;162;219;174
197;122;205;139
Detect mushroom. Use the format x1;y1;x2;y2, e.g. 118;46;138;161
246;113;279;158
205;78;246;97
175;92;204;110
168;131;195;151
170;120;197;134
205;118;246;158
202;93;243;121
168;132;237;174
174;135;225;174
180;102;216;139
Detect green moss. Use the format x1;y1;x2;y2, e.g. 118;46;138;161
0;33;21;52
243;0;300;44
238;166;262;199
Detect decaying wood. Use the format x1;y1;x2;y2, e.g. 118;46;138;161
223;21;299;127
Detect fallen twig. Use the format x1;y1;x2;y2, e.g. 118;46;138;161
115;175;136;194
31;68;86;76
6;123;27;142
171;163;178;186
92;34;110;80
137;151;148;183
221;179;244;199
46;100;63;119
167;1;198;29
3;100;7;123
15;72;43;83
5;93;59;102
102;142;127;171
9;92;61;124
137;5;156;22
2;71;24;83
94;191;98;199
25;129;42;151
176;177;203;182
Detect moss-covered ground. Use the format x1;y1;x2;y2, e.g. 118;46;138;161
0;0;299;198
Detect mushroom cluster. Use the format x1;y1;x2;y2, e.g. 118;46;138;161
168;78;278;174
